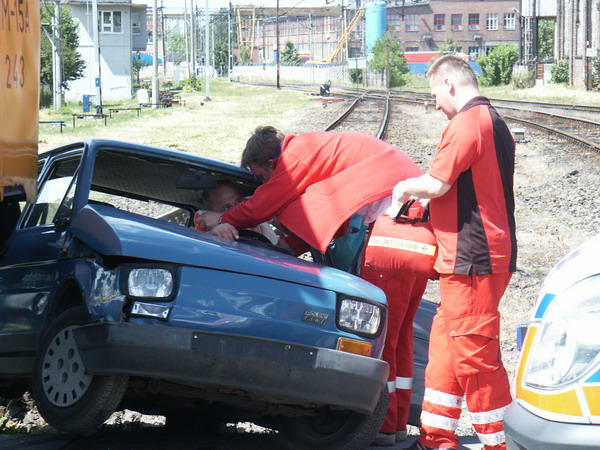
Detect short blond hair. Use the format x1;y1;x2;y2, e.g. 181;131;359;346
427;54;478;88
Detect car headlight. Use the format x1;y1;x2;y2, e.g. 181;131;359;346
338;297;384;337
524;275;600;389
127;268;174;299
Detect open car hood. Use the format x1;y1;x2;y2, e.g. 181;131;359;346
70;205;386;303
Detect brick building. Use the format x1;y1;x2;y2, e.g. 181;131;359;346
381;0;520;59
239;0;520;63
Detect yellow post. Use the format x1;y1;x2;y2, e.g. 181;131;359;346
0;0;40;203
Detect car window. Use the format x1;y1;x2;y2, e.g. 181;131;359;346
88;189;192;226
22;157;81;228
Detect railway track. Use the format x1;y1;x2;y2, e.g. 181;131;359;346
324;94;391;139
240;80;600;153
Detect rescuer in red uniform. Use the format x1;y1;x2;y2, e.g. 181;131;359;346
200;127;429;445
393;55;517;450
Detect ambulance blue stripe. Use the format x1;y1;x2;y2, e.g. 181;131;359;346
585;369;600;383
534;293;555;319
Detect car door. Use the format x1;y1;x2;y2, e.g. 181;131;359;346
0;151;82;374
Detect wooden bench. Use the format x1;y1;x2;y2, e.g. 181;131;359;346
108;107;142;119
39;121;66;133
72;114;107;127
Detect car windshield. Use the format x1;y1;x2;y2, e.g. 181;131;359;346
88;147;254;227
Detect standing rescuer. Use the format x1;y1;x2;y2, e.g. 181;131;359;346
200;127;430;445
393;55;517;450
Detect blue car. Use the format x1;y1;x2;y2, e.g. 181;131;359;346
0;139;434;448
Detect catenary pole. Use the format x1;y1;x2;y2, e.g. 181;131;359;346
204;0;211;100
152;0;159;107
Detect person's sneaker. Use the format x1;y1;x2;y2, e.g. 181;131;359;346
396;429;407;442
371;432;395;446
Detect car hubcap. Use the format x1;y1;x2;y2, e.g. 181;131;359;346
42;325;92;407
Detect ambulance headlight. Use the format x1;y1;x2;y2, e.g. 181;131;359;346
524;275;600;389
337;297;384;337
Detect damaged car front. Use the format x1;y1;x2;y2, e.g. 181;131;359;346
0;139;390;449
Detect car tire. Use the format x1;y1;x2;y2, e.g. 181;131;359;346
31;307;128;434
278;389;388;450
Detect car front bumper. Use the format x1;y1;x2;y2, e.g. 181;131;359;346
74;322;389;415
504;401;600;449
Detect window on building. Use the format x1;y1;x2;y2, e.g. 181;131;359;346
504;13;516;30
486;13;498;31
468;46;480;57
434;14;445;32
405;46;419;52
405;14;419;32
132;12;141;35
468;14;480;31
101;11;122;33
451;14;462;31
388;13;401;31
485;46;496;55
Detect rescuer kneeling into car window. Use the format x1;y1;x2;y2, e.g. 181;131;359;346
198;126;431;446
392;55;517;450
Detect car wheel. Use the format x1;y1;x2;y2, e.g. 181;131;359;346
31;307;128;434
278;390;388;450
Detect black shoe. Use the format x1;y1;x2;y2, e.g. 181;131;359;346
404;441;456;450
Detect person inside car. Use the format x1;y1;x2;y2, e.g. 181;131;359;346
197;179;280;246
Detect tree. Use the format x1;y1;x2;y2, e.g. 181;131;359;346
369;32;410;88
211;10;230;76
239;45;252;64
281;41;301;65
537;19;555;61
477;44;519;86
437;36;461;56
166;27;186;64
132;53;147;85
40;5;85;89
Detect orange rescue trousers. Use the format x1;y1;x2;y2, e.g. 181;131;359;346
361;268;428;436
418;272;513;450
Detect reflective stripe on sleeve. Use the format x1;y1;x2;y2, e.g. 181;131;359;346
387;380;396;393
420;411;459;431
476;430;506;446
469;405;509;425
396;376;412;389
424;388;463;409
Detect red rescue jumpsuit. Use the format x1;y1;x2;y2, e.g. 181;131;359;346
417;98;517;450
222;132;428;435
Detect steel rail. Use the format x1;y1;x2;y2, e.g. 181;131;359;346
495;105;600;128
324;95;363;131
504;115;600;153
490;97;600;113
376;94;391;140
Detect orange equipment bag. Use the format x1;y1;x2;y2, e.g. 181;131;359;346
363;200;438;279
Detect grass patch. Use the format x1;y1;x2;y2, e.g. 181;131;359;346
38;79;323;164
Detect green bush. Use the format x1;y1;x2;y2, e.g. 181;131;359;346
511;65;534;89
478;44;519;86
550;58;569;84
349;68;363;85
182;76;203;92
592;56;600;90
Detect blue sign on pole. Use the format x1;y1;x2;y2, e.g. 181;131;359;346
95;78;100;87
